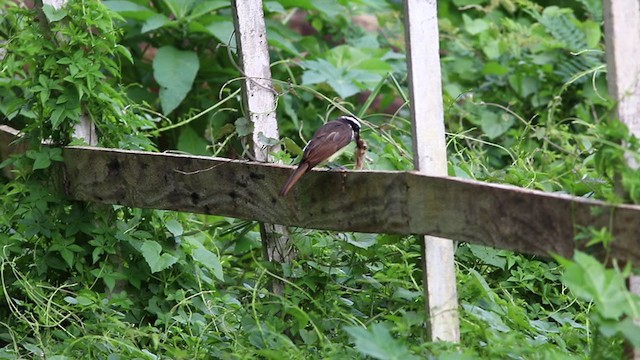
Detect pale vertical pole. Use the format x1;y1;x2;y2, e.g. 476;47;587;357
231;0;294;294
403;0;460;341
603;1;640;358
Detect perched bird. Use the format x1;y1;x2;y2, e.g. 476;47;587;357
279;115;361;197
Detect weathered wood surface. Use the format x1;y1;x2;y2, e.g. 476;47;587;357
230;0;280;163
604;0;640;144
62;146;640;263
603;1;640;356
404;0;459;342
231;0;293;292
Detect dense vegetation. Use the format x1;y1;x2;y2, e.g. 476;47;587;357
1;0;639;358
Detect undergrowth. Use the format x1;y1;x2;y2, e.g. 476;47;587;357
0;0;639;358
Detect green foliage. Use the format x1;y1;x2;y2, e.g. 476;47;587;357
344;323;419;360
153;46;200;115
1;0;639;358
0;0;155;149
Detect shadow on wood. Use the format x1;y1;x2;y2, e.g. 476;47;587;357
61;146;640;263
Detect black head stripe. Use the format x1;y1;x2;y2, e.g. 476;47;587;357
338;116;361;133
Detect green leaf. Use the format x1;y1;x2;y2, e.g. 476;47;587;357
165;219;184;236
282;137;303;157
42;4;68;22
302;46;393;98
190;1;229;19
463;14;489;35
142;14;171;33
192;247;224;281
508;74;540;98
22;343;44;357
558;251;637;320
32;153;51;170
345;233;377;249
264;1;286;14
204;19;236;44
344;323;419;360
462;303;511;332
103;1;156;20
613;318;640;348
163;0;195;19
140;240;178;273
480;111;515;139
234;117;253;137
468;244;507;269
482;61;509;76
177;126;209;155
153;46;200;115
50;107;66;130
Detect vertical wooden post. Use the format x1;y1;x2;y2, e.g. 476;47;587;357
231;0;294;294
603;1;640;358
403;0;460;342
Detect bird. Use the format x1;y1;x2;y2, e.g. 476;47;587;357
279;115;361;197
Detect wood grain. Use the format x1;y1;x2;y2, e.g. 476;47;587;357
62;146;640;263
404;0;459;342
604;2;640;356
231;0;293;277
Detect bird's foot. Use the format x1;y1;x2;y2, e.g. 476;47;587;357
327;162;347;171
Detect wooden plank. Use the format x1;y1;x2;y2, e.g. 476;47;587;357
603;1;640;357
60;146;640;263
230;0;294;281
404;0;459;341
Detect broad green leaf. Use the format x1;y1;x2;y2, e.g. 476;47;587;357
165;219;184;237
42;4;68;22
344;323;419;360
177;126;209;155
311;0;345;18
153;46;199;115
482;61;509;76
463;303;511;332
580;20;602;48
463;14;489;35
302;46;393;98
140;240;178;273
205;20;236;44
558;251;637;320
508;74;540;98
282;137;303;157
345;233;376;249
264;1;286;14
234;117;253;137
75;295;94;306
103;1;156;20
50;107;66;130
192;247;224;281
480;111;515;139
22;343;44;357
64;296;78;305
163;0;196;19
468;244;507;269
190;1;228;19
32;153;51;170
142;14;170;33
614;318;640;348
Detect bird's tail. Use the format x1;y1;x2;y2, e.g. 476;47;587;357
279;163;310;197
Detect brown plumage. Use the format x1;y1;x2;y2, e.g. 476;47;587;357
279;116;361;197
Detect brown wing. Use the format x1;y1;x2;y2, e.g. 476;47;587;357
302;120;354;168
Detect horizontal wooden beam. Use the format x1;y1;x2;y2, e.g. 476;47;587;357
61;146;640;263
